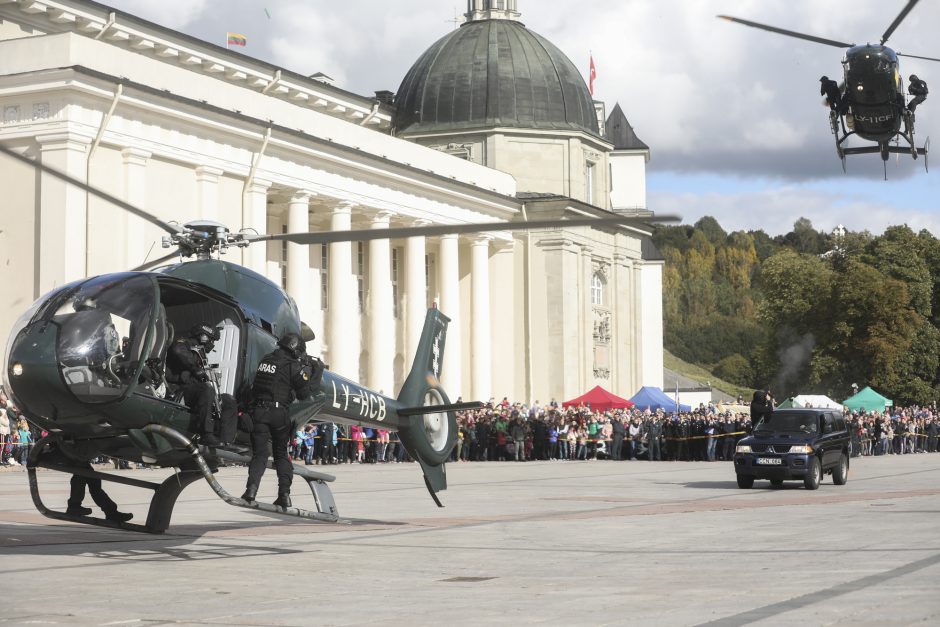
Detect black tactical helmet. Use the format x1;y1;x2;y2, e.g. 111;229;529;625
820;75;829;82
190;323;220;346
910;74;919;82
278;332;305;358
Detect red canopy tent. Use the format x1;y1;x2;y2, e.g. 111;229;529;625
562;385;635;412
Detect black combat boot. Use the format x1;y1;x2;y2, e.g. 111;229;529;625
105;510;133;523
273;492;291;509
66;505;92;516
241;484;258;503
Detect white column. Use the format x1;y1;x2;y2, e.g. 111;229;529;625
438;233;462;399
122;148;151;270
404;219;429;364
36;132;91;292
471;235;492;402
242;178;272;274
195;165;223;221
368;211;395;394
287;191;314;323
582;246;593;388
327;202;356;379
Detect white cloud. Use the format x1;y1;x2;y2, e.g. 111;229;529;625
109;0;209;29
650;183;940;237
100;0;940;235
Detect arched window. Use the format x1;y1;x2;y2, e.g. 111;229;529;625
591;272;605;306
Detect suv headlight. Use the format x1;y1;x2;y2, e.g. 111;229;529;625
735;445;752;453
789;445;814;454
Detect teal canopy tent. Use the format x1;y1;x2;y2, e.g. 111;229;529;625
842;386;893;412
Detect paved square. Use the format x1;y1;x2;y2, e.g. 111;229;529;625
1;455;939;625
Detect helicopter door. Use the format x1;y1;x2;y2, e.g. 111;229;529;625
205;319;240;395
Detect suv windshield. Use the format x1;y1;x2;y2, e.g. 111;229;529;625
754;412;818;434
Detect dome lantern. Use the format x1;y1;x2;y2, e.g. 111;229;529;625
465;0;521;23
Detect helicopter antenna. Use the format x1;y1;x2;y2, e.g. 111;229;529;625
140;241;156;268
881;0;920;45
131;250;181;272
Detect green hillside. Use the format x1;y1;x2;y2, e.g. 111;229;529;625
663;349;751;401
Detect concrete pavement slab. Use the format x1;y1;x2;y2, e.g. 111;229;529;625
1;454;938;626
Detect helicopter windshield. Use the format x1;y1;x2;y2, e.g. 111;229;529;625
845;48;899;106
53;275;156;403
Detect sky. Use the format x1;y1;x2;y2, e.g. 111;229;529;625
102;0;940;237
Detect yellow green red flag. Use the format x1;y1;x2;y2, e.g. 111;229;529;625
227;32;247;47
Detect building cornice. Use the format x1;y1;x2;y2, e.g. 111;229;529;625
399;125;615;153
0;0;394;130
0;65;523;219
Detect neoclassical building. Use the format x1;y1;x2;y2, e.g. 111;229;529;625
0;0;663;404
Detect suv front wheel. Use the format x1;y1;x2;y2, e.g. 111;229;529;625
832;453;849;485
737;474;754;489
804;457;821;490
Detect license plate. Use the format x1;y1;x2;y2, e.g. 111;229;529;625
756;457;782;465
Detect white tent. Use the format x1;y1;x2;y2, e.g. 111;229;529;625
784;394;843;410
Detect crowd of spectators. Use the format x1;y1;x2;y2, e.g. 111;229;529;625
287;398;940;465
5;386;940;469
0;389;34;467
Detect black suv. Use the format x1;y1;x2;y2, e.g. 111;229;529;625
733;408;850;490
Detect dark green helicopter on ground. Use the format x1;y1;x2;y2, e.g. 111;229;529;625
719;0;939;177
0;143;673;533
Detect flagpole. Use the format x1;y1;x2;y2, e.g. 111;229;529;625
675;380;679;418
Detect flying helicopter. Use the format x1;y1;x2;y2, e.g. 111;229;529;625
0;142;676;534
718;0;940;177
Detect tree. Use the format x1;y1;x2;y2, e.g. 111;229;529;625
866;225;932;318
830;260;919;395
757;249;834;333
715;353;751;386
693;216;727;247
779;217;825;255
748;229;778;261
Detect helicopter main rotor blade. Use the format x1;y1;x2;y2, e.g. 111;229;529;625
0;142;184;236
130;251;180;272
897;52;940;63
881;0;920;45
716;15;853;49
250;215;681;247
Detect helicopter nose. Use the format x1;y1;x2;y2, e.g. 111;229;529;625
6;321;69;422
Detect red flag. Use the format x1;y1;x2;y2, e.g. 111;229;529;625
589;54;597;96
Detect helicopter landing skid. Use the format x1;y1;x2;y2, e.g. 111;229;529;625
143;424;340;525
26;435;203;534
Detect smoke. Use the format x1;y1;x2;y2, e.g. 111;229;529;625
772;329;816;394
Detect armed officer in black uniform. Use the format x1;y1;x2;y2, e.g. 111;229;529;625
166;323;223;446
241;333;323;509
908;74;928;112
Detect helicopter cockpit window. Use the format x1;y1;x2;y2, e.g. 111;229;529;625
53;275;155;403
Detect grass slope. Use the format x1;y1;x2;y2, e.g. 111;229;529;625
663;349;751;401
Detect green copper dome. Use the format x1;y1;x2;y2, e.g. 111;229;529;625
395;19;599;136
